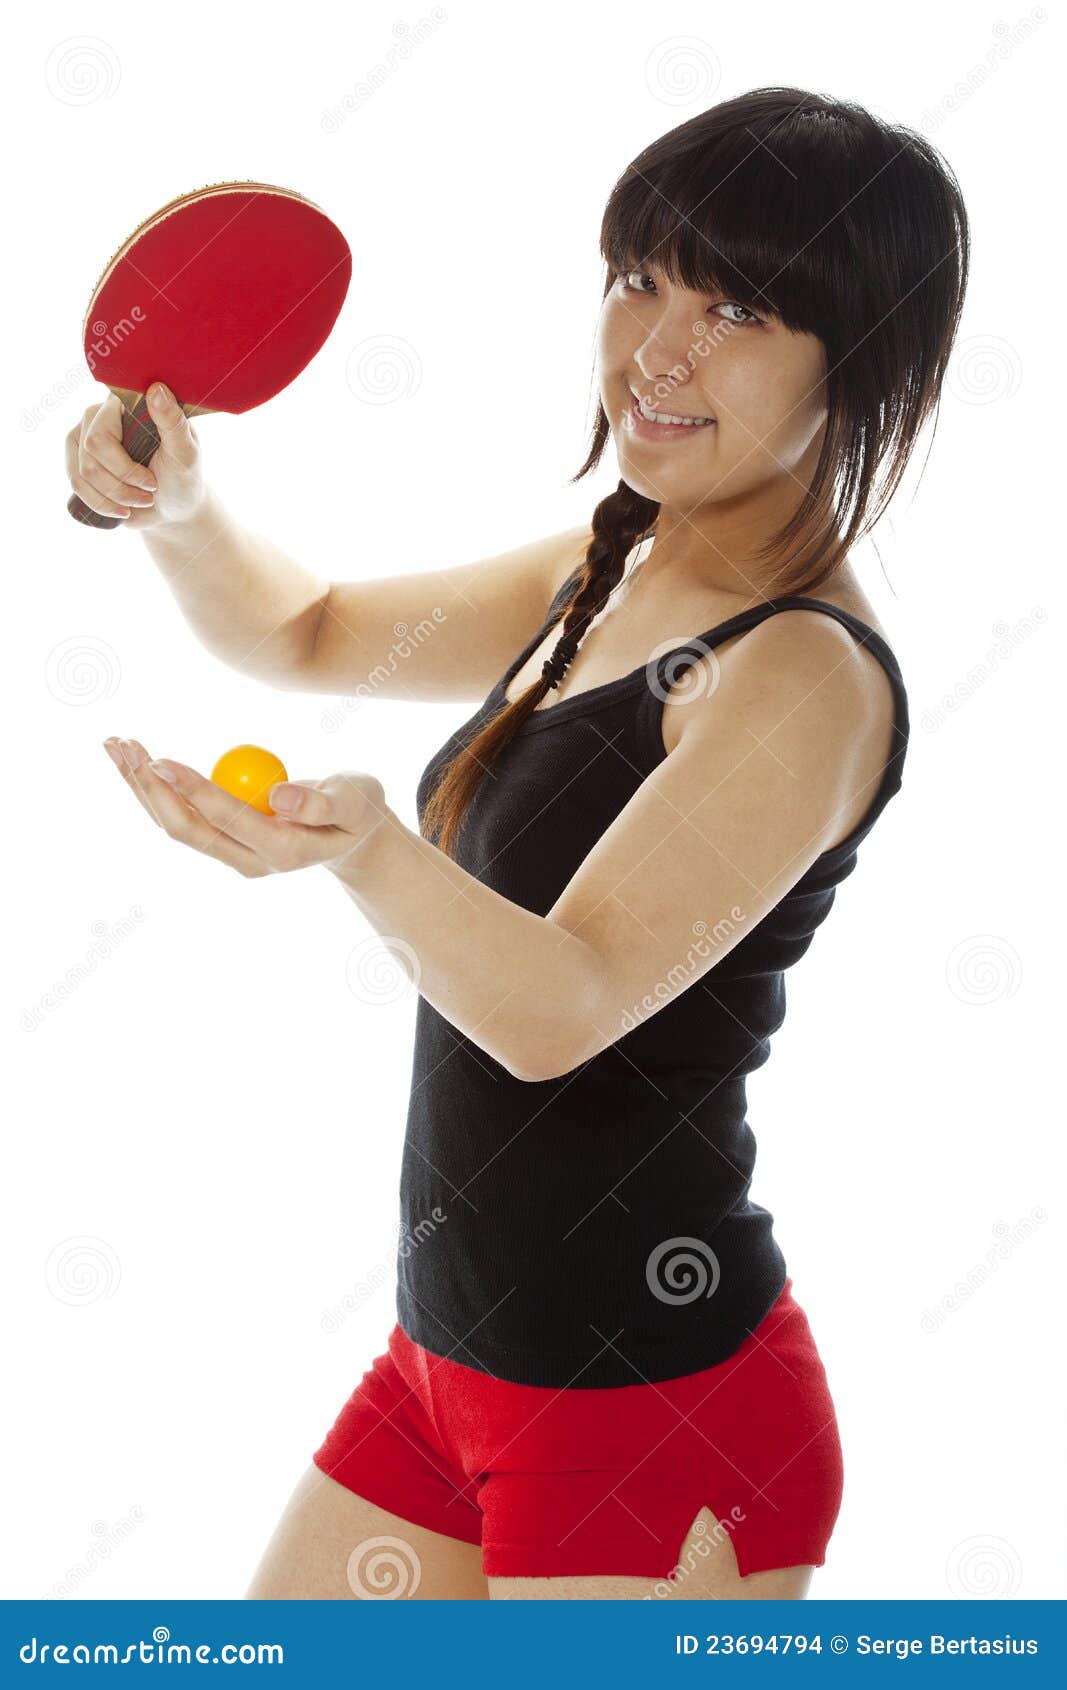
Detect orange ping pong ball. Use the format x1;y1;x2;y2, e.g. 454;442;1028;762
210;745;289;815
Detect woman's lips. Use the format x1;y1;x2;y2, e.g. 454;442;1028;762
625;391;717;443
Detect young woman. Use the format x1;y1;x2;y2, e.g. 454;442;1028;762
67;87;968;1600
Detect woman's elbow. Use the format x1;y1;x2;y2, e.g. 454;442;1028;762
503;1051;582;1084
500;1012;608;1083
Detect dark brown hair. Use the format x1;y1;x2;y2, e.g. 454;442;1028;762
422;85;969;857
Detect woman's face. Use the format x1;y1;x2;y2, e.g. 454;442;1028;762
597;261;829;514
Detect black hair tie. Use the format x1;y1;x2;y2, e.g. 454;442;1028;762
541;632;580;690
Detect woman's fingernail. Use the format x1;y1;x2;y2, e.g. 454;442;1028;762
103;741;124;767
151;383;170;406
270;784;300;811
149;761;178;784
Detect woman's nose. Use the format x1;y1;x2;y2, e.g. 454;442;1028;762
635;321;700;386
636;345;699;390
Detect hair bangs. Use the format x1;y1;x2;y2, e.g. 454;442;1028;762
600;104;890;341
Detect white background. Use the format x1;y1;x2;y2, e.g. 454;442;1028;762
5;0;1062;1603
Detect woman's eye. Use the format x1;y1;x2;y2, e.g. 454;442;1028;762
620;270;761;325
714;301;762;327
621;268;656;294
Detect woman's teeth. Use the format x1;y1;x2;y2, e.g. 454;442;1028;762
635;394;714;426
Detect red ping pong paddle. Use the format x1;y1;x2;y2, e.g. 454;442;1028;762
68;180;352;528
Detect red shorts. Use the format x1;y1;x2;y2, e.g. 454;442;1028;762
312;1276;843;1581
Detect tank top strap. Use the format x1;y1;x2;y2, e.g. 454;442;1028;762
647;593;911;858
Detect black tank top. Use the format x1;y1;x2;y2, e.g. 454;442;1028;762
395;573;910;1387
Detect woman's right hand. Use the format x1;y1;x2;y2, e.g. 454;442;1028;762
65;383;206;529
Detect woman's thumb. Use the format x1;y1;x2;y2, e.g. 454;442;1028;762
144;382;198;465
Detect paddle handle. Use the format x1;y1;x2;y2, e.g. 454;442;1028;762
67;393;160;530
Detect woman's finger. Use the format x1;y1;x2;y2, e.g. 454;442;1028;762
145;757;347;864
143;384;200;469
105;739;268;876
81;393;158;495
67;465;132;521
270;771;389;847
77;446;156;508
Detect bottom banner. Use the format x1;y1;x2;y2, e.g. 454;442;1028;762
2;1599;1066;1685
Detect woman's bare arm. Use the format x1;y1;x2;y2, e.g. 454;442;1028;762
144;502;591;700
288;524;592;703
68;388;334;683
327;611;890;1081
66;385;591;701
139;484;334;684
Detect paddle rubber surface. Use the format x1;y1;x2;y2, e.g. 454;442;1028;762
83;186;352;412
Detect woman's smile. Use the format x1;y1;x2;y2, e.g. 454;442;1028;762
624;388;718;444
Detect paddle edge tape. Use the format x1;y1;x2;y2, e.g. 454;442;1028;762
79;180;340;340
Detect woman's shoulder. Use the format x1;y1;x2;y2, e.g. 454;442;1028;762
662;588;903;853
793;571;897;655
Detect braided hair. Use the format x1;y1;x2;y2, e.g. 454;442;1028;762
539;481;658;692
419;478;659;858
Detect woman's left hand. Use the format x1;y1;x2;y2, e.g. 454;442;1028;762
103;738;389;879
